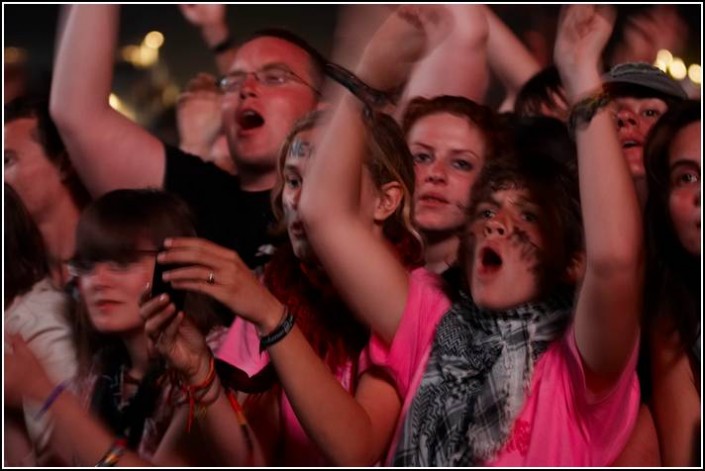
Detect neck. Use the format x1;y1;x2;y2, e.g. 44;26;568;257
237;167;277;192
121;331;151;380
423;231;460;274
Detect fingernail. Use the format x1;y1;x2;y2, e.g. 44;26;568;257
164;238;172;247
157;253;165;262
160;294;168;302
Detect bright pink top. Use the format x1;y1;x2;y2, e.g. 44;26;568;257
370;304;640;466
216;268;450;466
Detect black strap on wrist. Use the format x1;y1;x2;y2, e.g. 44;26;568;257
211;35;234;54
259;308;295;353
324;62;396;109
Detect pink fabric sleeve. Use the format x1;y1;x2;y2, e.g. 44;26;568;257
367;268;451;397
216;316;270;377
563;326;641;464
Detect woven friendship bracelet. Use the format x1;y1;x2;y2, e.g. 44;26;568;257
568;91;612;134
259;308;295;353
95;437;127;467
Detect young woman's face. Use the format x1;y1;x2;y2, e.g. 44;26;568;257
282;129;315;261
612;96;669;179
408;112;487;234
76;248;157;335
668;121;701;256
466;187;546;310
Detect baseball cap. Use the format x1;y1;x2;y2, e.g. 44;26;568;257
603;62;687;100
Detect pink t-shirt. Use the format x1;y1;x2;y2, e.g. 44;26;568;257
216;267;451;466
371;305;640;466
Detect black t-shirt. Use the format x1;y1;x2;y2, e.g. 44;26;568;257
162;145;279;269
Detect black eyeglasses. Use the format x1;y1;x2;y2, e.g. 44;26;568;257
68;250;159;277
218;65;320;96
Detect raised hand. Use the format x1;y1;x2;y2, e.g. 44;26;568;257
156;237;284;334
356;5;452;91
179;4;226;28
554;4;616;102
177;73;223;158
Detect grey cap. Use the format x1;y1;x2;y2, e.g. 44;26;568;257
603;62;687;100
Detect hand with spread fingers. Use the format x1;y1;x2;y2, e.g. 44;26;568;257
156;237;285;336
554;4;617;102
177;73;224;160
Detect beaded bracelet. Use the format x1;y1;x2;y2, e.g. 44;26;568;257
34;381;69;420
568;91;611;134
259;308;295;353
95;437;127;467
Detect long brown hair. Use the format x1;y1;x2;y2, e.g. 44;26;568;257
643;99;700;349
4;183;48;308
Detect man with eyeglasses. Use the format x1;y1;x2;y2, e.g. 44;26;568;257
50;6;324;269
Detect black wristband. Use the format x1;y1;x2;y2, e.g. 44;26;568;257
324;62;396;109
211;35;233;54
259;309;295;353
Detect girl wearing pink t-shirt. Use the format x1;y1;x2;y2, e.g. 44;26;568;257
301;4;642;467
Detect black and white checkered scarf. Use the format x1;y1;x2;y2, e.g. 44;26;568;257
393;291;573;466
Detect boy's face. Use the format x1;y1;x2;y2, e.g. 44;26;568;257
465;186;546;310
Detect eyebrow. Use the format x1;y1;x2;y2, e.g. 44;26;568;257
669;159;700;172
229;62;293;74
410;142;480;159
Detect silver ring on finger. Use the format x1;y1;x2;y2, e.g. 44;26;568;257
207;271;216;285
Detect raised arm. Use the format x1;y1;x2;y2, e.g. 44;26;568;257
179;5;236;75
482;6;541;112
298;8;449;343
50;5;165;197
554;5;643;389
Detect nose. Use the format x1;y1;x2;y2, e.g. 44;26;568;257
616;108;637;128
84;262;115;288
425;160;447;184
239;73;259;99
483;213;511;238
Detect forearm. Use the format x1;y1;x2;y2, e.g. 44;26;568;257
484;6;540;106
299;92;366;228
268;327;388;466
198;23;237;75
44;391;150;466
